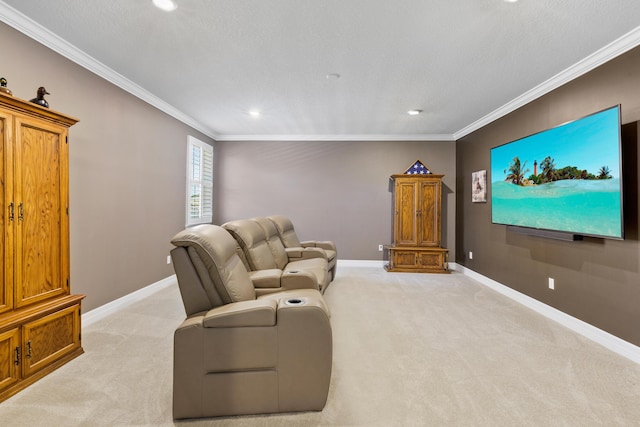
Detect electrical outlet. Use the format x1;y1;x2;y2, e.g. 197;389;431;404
548;278;555;290
167;255;171;265
469;251;473;260
378;244;384;252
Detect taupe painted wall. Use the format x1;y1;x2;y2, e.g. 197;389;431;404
214;140;456;260
456;46;640;346
1;22;214;311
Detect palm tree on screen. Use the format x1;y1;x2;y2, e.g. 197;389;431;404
540;156;557;183
598;166;612;179
506;157;529;185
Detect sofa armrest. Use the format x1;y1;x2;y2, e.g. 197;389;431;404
300;247;327;260
315;241;336;252
301;240;336;252
249;269;282;288
203;299;277;328
286;246;326;260
285;247;303;258
281;270;319;290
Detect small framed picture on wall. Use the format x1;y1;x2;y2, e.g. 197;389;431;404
472;170;487;203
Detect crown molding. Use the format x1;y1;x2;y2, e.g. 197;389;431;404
0;2;218;140
454;25;640;141
215;133;455;142
4;2;640;144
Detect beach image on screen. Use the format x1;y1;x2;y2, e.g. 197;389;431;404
490;106;623;239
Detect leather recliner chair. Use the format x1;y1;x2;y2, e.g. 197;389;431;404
223;219;330;293
170;224;332;419
268;215;338;280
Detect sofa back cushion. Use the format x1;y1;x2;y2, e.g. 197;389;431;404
223;220;284;270
251;217;289;268
171;224;256;306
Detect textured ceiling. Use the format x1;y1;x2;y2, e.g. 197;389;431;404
2;0;640;140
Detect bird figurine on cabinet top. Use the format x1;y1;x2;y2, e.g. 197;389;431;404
0;77;12;96
30;86;50;108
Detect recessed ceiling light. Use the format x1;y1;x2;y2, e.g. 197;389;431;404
408;109;423;115
153;0;177;12
326;73;341;80
249;110;261;117
504;0;518;3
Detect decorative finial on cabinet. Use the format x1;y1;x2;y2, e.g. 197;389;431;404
0;77;12;96
30;86;50;108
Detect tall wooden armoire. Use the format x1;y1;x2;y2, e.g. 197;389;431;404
385;160;449;273
0;91;84;402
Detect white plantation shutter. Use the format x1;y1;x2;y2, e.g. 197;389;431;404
186;136;213;226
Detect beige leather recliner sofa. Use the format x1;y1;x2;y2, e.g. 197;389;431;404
170;224;332;419
223;219;330;293
268;215;338;280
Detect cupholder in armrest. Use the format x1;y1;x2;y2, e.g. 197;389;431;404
287;270;300;274
285;298;305;306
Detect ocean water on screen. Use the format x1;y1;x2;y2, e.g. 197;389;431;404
491;179;622;238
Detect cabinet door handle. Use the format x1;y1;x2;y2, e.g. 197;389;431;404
9;202;14;221
14;346;21;365
26;340;32;359
18;202;24;221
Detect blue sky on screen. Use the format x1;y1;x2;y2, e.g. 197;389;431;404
491;106;621;182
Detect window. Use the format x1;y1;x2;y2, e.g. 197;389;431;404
186;136;213;226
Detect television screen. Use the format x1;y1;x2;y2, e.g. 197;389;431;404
490;105;623;239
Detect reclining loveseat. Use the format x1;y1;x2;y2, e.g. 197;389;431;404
170;224;332;419
268;215;338;280
223;218;330;293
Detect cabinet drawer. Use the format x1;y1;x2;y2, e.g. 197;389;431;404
22;304;80;377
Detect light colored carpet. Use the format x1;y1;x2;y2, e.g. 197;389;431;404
1;266;639;426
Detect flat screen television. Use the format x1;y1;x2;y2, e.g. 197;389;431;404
490;105;623;240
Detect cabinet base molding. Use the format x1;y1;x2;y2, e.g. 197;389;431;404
384;246;449;274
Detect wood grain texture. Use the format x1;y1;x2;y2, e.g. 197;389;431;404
0;328;20;391
0;114;7;313
23;304;80;377
14;117;68;307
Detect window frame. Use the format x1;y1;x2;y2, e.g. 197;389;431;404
185;136;213;226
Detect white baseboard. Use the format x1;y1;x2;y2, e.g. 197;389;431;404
455;264;640;365
82;275;177;327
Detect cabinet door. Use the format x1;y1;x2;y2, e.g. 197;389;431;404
22;304;80;377
418;180;441;247
417;251;445;271
0;328;21;392
13;115;69;308
0;112;13;314
394;180;418;246
391;250;418;268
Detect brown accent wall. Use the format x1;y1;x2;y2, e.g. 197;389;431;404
456;46;640;345
214;140;456;260
1;22;214;311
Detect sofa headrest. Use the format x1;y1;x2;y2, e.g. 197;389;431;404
171;224;256;305
268;215;302;247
